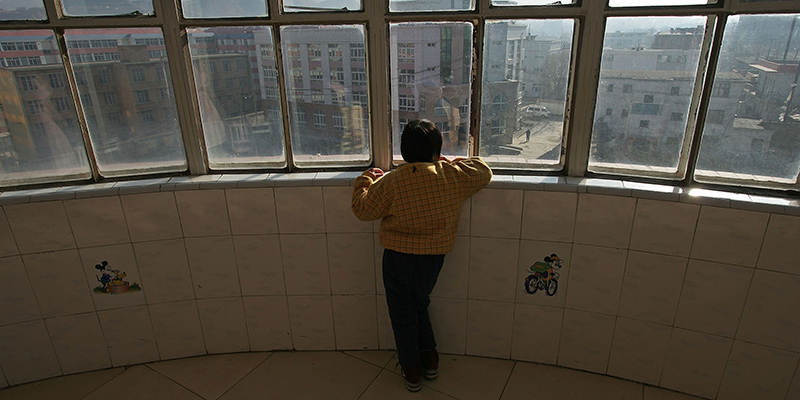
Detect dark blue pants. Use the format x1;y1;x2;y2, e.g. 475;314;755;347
382;249;445;369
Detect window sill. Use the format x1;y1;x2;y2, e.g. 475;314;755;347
1;173;798;216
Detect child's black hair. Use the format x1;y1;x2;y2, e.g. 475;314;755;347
401;119;442;163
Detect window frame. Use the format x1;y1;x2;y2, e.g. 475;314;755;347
0;0;797;195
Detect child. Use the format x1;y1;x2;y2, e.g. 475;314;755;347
352;119;492;391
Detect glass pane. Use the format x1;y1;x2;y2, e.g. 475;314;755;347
0;0;45;20
492;0;575;5
283;0;360;12
188;27;285;168
480;19;573;167
182;0;267;18
696;14;800;185
390;22;472;162
0;30;90;186
609;0;715;6
61;0;154;16
65;28;186;176
280;25;370;166
588;16;707;174
389;0;473;12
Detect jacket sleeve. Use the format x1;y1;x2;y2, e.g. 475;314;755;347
351;172;392;221
452;157;493;198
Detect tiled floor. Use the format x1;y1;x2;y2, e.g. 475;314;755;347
0;351;705;400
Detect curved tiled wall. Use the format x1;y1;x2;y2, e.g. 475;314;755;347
0;174;799;400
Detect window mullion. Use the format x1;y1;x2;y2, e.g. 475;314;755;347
371;0;391;170
681;13;727;186
159;0;209;175
564;2;605;177
56;28;101;181
676;14;720;183
273;26;296;171
470;17;484;157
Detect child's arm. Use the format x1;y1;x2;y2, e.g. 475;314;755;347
351;169;392;221
451;157;493;197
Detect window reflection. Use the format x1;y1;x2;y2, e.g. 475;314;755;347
189;27;285;168
66;28;186;176
0;0;45;20
280;25;370;166
0;30;90;185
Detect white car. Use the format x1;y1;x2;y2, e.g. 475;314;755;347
526;105;551;118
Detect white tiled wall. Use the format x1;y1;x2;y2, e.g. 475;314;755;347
1;182;799;400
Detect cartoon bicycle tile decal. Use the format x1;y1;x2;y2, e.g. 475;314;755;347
93;260;141;295
523;254;563;296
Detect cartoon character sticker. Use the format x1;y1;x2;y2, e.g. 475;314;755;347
93;260;141;295
523;254;563;296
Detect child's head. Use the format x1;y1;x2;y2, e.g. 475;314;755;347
401;119;442;163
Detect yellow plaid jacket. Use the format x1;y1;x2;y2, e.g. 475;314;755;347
352;157;492;255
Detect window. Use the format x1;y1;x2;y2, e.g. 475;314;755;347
132;68;145;82
328;44;342;61
102;91;117;105
49;73;65;88
97;69;113;84
310;67;323;83
398;43;414;63
350;43;365;61
333;113;345;131
80;93;93;107
313;112;326;129
353;91;368;107
330;68;345;83
590;16;705;172
398;69;415;87
19;76;38;91
27;100;44;114
308;44;322;62
311;89;325;103
435;98;451;117
712;81;731;98
398;94;416;111
351;68;366;85
140;110;154;123
54;97;70;111
1;1;797;193
294;110;307;127
136;90;150;103
492;93;509;112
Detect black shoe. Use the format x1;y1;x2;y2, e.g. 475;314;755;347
401;363;423;392
421;349;439;380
